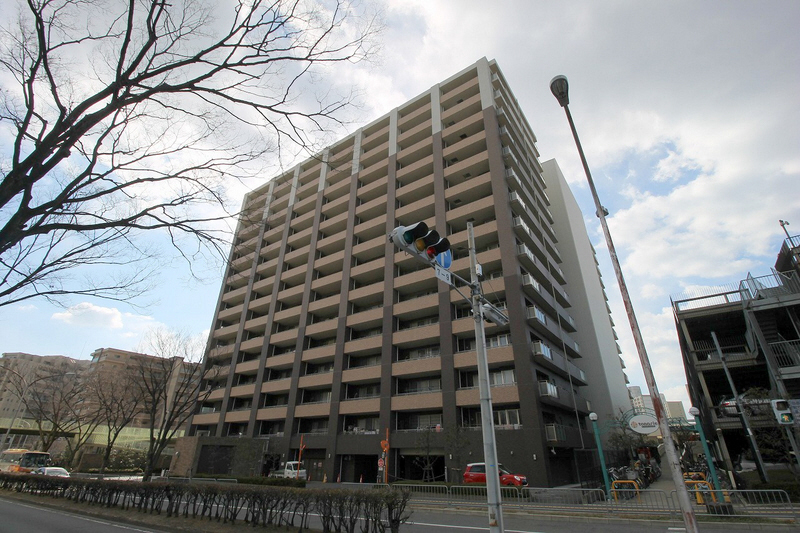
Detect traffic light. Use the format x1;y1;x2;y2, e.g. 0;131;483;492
390;222;451;267
771;399;794;425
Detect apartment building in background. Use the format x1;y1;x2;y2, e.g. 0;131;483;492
1;353;89;449
1;348;198;456
186;58;630;487
671;233;800;471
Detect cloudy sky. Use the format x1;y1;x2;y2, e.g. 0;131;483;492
2;0;799;413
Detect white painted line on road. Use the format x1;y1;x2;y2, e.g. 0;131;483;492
1;498;163;533
667;529;686;531
405;520;543;533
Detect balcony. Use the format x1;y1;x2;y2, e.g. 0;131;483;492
771;340;800;376
538;380;559;399
545;424;591;448
339;397;381;415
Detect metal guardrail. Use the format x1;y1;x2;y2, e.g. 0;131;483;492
398;484;796;522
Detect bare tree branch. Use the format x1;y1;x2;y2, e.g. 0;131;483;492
135;327;216;480
0;0;380;306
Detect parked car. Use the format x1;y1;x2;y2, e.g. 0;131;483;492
32;467;70;478
718;392;772;417
269;461;307;480
463;462;527;487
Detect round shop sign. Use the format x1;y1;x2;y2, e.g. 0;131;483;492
628;414;659;435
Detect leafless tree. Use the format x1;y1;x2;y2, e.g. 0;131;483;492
135;327;215;480
86;366;144;473
18;367;102;465
443;424;471;483
0;0;379;307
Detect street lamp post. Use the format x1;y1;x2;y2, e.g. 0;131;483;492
688;406;723;502
589;412;611;497
550;75;699;533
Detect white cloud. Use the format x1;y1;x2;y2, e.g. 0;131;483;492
52;302;125;329
17;304;37;311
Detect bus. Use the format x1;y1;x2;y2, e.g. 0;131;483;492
0;449;50;473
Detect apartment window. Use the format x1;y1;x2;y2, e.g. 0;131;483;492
396;377;441;395
457;333;511;352
236;374;257;386
351;327;382;340
459;367;516;388
301;389;332;404
343;416;379;434
259;420;284;436
298;418;329;434
263;394;289;407
454;305;471;319
398;315;438;330
345;382;380;399
348;354;382;368
267;368;292;381
230;398;252;411
396;412;442;431
494;408;521;429
305;361;334;375
461;406;521;429
397;345;440;361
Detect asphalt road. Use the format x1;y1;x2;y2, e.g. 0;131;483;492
0;497;168;533
1;495;795;533
400;508;796;533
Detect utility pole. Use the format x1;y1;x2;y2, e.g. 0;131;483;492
388;220;507;532
469;222;504;533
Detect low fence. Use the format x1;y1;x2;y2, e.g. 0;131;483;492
394;484;797;522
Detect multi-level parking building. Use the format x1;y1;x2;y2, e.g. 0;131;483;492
671;233;800;471
187;58;630;487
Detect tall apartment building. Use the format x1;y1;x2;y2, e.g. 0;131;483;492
188;58;629;486
671;233;800;470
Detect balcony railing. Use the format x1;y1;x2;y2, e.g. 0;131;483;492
545;423;566;442
693;342;756;365
538;380;558;398
740;272;800;301
770;340;800;368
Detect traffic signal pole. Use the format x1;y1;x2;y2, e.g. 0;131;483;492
388;221;506;532
468;222;504;533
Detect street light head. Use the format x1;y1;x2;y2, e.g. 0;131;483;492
550;75;569;107
688;406;700;417
588;412;598;421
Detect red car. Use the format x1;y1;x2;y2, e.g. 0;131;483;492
463;462;528;487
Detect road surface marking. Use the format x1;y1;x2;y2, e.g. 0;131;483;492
405;521;543;533
1;499;163;532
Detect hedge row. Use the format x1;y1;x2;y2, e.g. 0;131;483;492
0;473;411;533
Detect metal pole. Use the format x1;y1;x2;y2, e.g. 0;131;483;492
693;415;723;501
711;331;769;483
558;100;699;533
468;222;504;533
590;417;611;497
785;427;800;471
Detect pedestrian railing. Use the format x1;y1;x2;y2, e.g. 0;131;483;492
401;484;796;522
678;488;797;521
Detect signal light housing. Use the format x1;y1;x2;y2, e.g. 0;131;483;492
771;399;794;425
390;223;451;267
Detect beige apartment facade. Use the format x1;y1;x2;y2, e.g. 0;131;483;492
188;58;629;487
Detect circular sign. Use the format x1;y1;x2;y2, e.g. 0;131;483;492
435;249;452;269
628;414;659;435
378;459;385;468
